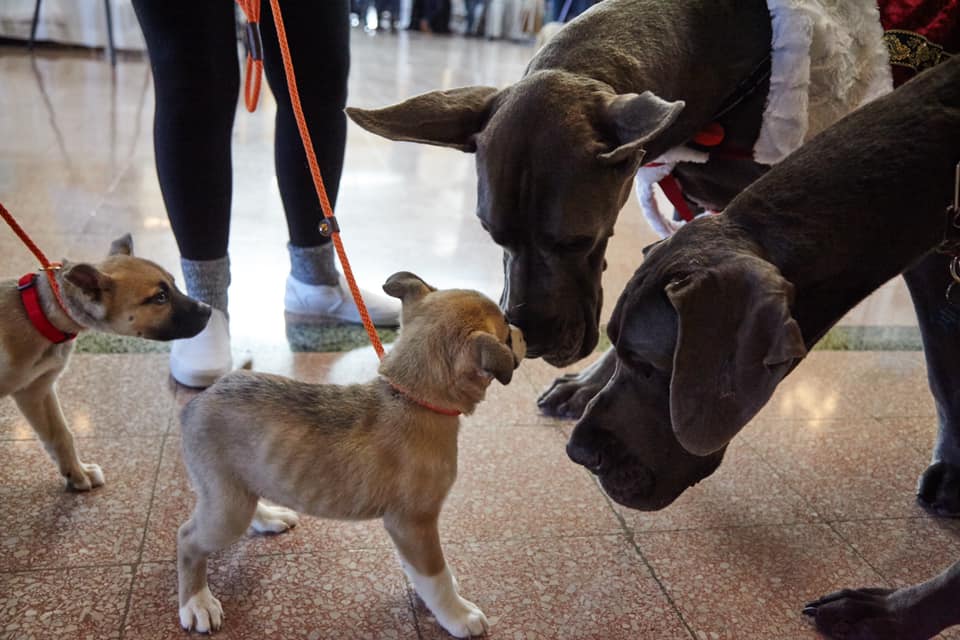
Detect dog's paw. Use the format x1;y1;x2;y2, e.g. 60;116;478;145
409;564;489;638
536;352;616;419
802;587;902;640
249;502;300;534
179;586;224;634
917;461;960;516
537;372;604;419
66;463;105;491
432;595;489;638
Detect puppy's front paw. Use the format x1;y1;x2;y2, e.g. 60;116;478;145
179;586;224;634
433;595;489;638
249;502;300;534
66;463;105;491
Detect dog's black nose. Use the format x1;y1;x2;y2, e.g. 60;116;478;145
566;440;602;473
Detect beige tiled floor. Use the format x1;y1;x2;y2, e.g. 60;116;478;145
1;28;957;640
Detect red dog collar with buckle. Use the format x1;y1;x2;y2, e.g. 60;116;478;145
18;273;76;344
381;376;461;417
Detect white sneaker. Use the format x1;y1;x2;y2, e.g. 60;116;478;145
284;274;400;326
170;308;232;388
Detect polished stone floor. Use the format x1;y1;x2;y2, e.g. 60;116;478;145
1;28;957;640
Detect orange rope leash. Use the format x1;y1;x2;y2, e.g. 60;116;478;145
237;0;264;112
236;0;385;358
0;202;70;314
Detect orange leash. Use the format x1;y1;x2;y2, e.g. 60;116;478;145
0;202;71;315
237;0;264;112
236;0;385;359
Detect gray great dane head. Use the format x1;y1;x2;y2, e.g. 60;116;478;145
347;74;684;366
568;216;807;509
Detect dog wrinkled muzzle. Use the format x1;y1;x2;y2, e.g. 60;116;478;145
566;364;728;511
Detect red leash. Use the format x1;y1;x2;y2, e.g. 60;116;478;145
0;202;72;319
236;0;386;360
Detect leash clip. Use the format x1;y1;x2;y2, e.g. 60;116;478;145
244;21;263;61
319;216;340;237
943;162;960;303
937;162;960;253
947;256;960;304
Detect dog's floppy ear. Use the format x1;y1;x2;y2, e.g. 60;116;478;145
666;255;806;456
346;86;499;152
382;271;436;304
62;262;113;303
598;91;685;164
467;331;516;385
641;240;663;258
108;233;134;256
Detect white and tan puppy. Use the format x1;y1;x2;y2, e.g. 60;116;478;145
176;272;525;637
0;234;209;490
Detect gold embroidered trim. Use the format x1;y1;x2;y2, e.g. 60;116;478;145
883;29;953;72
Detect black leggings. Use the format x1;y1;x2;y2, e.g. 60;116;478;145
132;0;350;260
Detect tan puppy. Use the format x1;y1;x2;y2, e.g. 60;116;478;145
177;272;525;637
0;234;210;490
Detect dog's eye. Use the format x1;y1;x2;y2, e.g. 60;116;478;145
151;291;169;305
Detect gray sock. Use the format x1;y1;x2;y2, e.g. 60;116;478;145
288;242;338;286
180;256;230;314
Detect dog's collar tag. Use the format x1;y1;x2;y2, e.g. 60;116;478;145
18;273;76;344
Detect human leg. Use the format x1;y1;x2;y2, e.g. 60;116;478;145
261;0;399;325
132;0;238;386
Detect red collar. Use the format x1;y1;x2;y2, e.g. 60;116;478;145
381;376;461;417
644;123;755;224
18;273;76;344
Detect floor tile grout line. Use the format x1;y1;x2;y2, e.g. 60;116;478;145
138;531;636;565
631;513;957;534
821;519;895;588
743;434;937;525
741;439;896;589
4;533;651;578
585;471;699;640
823;514;960;525
9;516;946;577
0;434;175;442
740;438;832;524
116;414;172;640
405;584;425;640
748;414;936;424
0;561;140;576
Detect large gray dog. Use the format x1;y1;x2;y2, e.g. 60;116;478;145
567;56;960;640
347;0;956;514
348;1;960;637
349;0;775;367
